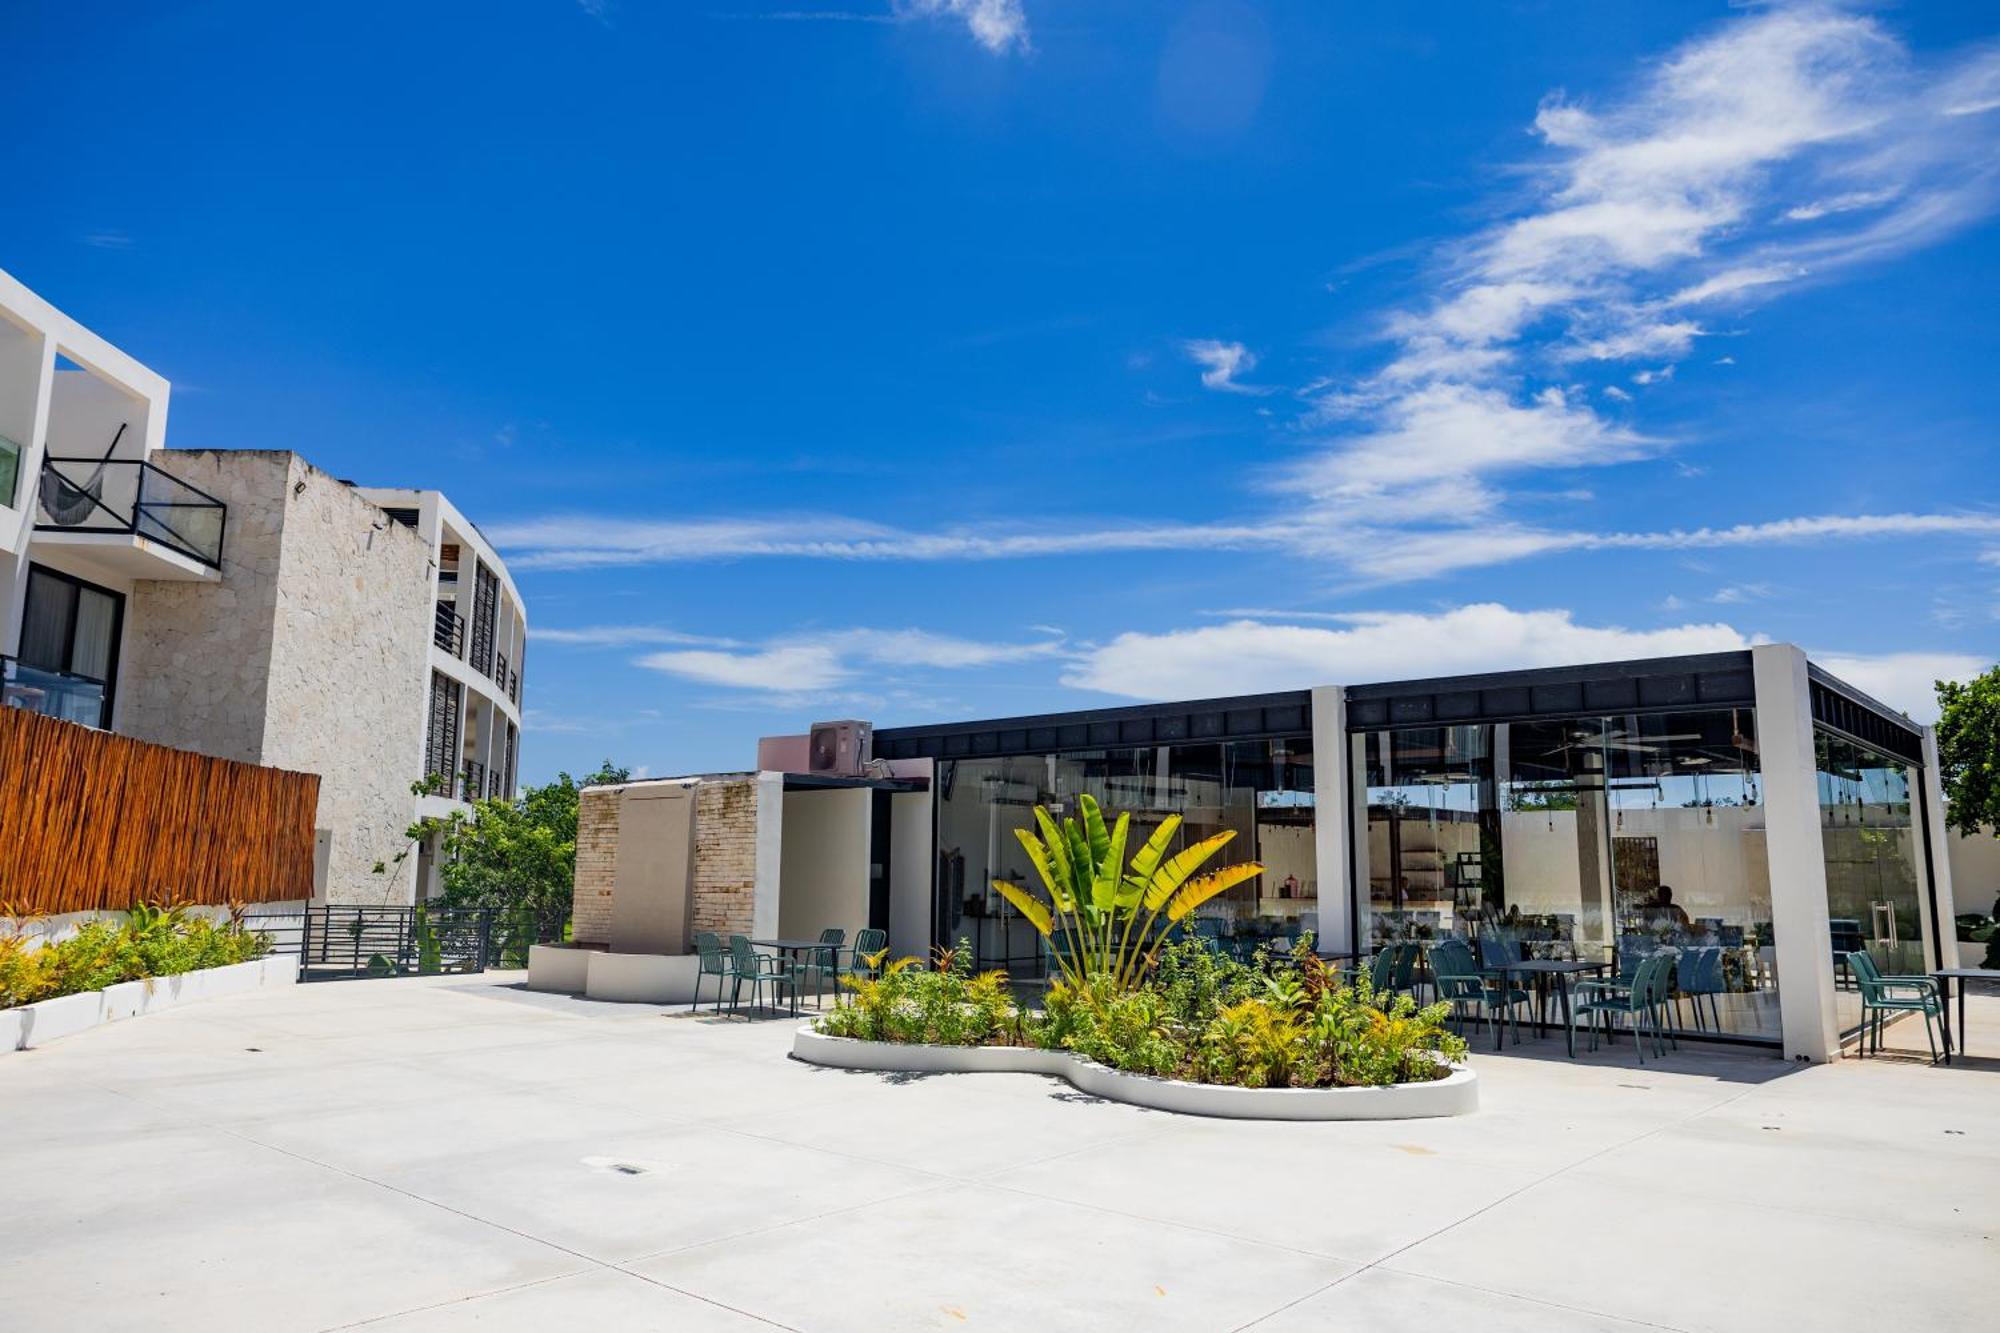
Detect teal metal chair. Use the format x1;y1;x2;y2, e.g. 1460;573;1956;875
693;931;738;1012
1845;951;1943;1062
843;927;889;989
1429;939;1529;1043
727;934;798;1018
799;926;845;1005
1571;951;1676;1062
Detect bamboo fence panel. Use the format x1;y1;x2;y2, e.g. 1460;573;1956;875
0;706;320;914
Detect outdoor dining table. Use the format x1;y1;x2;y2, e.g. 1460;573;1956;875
1486;958;1611;1054
1934;967;2000;1064
748;938;836;1014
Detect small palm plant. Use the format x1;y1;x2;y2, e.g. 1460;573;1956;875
989;794;1261;990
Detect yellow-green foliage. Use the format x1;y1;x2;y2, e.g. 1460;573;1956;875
0;904;272;1009
816;940;1020;1047
988;794;1264;990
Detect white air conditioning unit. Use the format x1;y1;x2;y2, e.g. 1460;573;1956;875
808;719;873;776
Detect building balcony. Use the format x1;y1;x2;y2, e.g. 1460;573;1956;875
35;457;226;576
2;655;109;729
434;602;465;657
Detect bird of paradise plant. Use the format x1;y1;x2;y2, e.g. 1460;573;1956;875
989;793;1262;990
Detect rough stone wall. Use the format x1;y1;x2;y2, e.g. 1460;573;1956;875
123;450;433;905
117;451;286;765
571;785;620;945
693;778;759;938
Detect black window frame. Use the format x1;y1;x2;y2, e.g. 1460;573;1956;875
19;562;124;729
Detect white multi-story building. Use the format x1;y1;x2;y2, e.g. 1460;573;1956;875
1;268;528;906
353;487;528;836
1;269;225;727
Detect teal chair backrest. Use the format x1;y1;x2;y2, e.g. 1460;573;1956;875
1429;940;1484;1002
1636;951;1677;1007
729;935;759;971
1846;950;1882;989
695;931;727;973
1680;946;1723;995
1369;947;1399;990
851;927;887;966
1390;941;1419;990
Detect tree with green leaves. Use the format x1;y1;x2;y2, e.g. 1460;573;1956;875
415;760;630;918
1936;667;2000;841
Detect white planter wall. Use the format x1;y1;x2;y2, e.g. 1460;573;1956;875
4;954;299;1054
528;944;707;1004
792;1026;1479;1121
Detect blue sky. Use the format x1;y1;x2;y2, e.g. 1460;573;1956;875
4;1;1997;782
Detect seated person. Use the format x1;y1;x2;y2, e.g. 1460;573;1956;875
1643;885;1692;931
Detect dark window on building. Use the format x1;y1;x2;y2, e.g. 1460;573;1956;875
16;564;123;728
424;670;460;785
469;563;498;676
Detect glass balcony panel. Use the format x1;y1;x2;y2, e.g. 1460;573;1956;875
2;657;109;729
37;457;226;567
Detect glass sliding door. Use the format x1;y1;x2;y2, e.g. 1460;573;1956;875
933;737;1316;972
12;564;122;728
1815;730;1925;1036
1354;708;1779;1043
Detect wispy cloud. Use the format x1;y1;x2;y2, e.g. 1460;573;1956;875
1060;603;1981;720
636;626;1068;698
81;230;133;249
534;624;743;648
491;508;2000;578
1182;339;1271;395
897;0;1029;55
1274;6;2000;560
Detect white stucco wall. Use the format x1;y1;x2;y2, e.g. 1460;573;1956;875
776;787;871;942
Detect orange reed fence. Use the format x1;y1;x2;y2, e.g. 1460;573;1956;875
0;707;320;914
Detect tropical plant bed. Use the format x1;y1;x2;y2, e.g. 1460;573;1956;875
0;955;299;1053
792;1025;1477;1120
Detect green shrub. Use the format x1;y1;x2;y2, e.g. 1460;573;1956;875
0;905;272;1010
815;939;1021;1047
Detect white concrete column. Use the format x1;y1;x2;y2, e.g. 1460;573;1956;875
752;773;785;939
1917;726;1956;974
1752;644;1840;1063
1310;686;1355;954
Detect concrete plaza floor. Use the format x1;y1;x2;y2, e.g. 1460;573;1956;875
2;972;1995;1333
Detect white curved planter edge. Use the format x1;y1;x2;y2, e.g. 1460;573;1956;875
2;955;299;1054
791;1025;1478;1120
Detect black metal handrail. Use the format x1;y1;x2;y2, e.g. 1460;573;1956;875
434;603;465;656
242;903;571;979
460;760;487;802
37;456;227;568
495;650;508;689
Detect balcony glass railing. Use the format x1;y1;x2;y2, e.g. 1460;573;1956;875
37;457;227;568
0;434;20;509
3;656;110;729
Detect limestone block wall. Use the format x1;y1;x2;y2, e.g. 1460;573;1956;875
122;451;433;905
117;452;287;765
572;785;620;945
571;776;766;947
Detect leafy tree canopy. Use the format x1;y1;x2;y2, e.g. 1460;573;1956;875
1936;667;2000;839
423;760;630;916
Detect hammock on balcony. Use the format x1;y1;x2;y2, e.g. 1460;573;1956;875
39;423;125;527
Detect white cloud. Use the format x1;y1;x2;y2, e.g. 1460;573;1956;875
1063;605;1755;699
1710;582;1774;605
534;625;741;647
636;626;1068;695
897;0;1028;55
1182;339;1270;395
1784;188;1901;221
1813;651;1987;723
1059;604;1984;722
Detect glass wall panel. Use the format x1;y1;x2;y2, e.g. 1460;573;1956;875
1815;730;1925;1036
1357;708;1778;1043
933;738;1316;972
